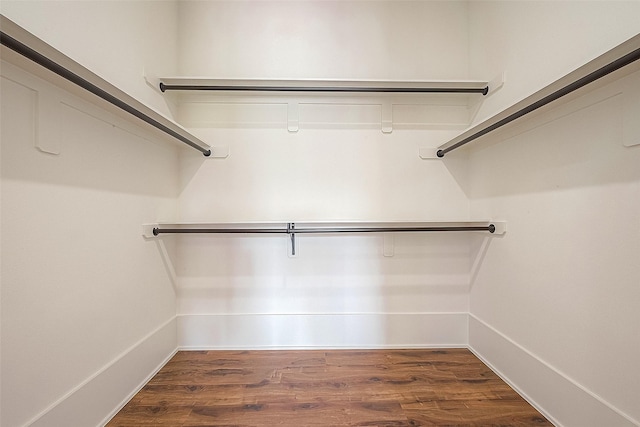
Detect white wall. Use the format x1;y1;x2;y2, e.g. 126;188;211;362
177;0;470;80
0;0;178;117
468;69;640;427
468;0;640;125
174;1;477;349
467;2;640;426
1;2;181;426
178;129;470;223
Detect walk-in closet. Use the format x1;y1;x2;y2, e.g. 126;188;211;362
1;1;639;426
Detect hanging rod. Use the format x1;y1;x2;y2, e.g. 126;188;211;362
152;224;496;236
437;37;640;158
145;221;504;256
158;82;489;95
0;17;212;157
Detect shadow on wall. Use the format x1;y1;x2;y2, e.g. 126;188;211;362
0;74;181;199
154;231;481;348
155;238;179;296
468;234;499;291
441;69;640;200
178;143;215;195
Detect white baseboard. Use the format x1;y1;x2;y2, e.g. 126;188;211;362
28;313;636;427
26;317;178;427
468;314;639;427
177;312;468;350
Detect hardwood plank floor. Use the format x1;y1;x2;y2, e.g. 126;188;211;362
107;349;552;426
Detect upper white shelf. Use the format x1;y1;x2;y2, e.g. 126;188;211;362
155;77;490;95
151;77;496;133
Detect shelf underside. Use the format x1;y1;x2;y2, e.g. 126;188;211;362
153;77;492;132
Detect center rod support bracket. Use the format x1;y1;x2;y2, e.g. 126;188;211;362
287;222;296;257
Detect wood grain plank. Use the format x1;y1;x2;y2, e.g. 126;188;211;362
106;404;192;426
107;349;552;427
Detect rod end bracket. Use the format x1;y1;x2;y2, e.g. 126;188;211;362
418;147;441;159
142;223;160;239
203;145;229;159
489;221;507;235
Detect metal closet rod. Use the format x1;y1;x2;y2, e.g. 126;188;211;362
0;31;212;157
437;46;640;158
159;82;489;95
152;224;496;236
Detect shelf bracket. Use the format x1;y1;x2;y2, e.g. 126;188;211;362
143;71;163;94
491;221;507;234
36;90;62;155
142;224;159;239
288;102;299;132
418;147;440;159
623;81;640;147
381;101;393;133
206;145;230;159
383;234;394;257
486;72;506;97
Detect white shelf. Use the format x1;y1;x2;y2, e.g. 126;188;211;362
142;220;505;257
0;15;212;156
437;33;640;156
142;220;506;238
151;76;494;133
155;77;490;93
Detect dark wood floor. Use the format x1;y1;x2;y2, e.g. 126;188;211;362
107;349;552;426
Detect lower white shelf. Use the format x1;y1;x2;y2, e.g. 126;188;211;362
142;220;506;257
143;220;505;238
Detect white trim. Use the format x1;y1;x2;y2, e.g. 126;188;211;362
466;328;561;427
24;317;177;427
24;312;638;426
468;314;640;427
177;312;468;350
99;347;179;427
179;344;467;351
177;311;468;317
